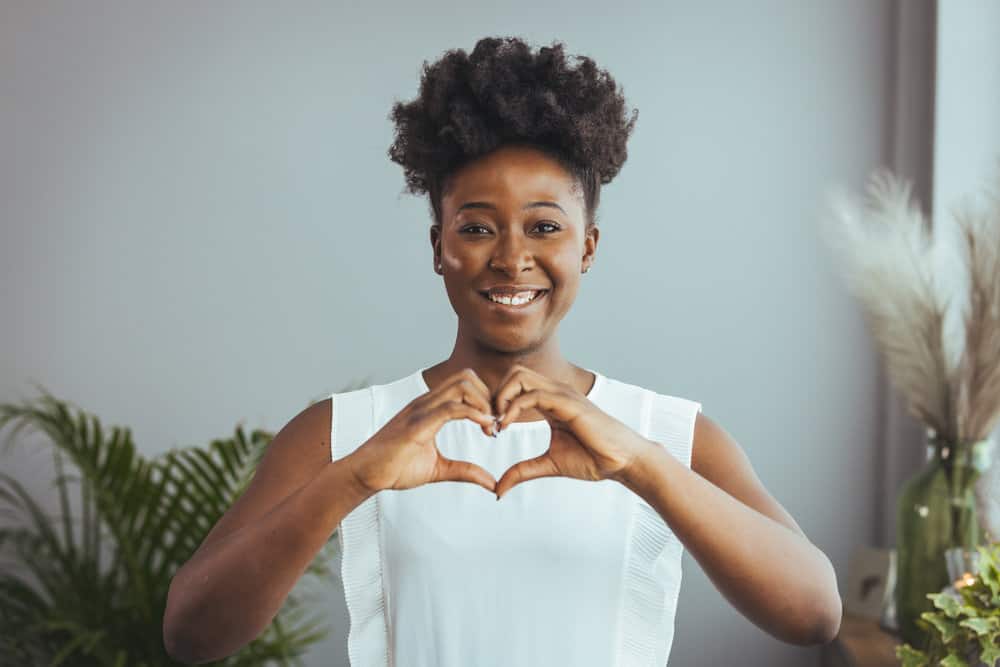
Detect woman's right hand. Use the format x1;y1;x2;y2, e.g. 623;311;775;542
346;368;498;495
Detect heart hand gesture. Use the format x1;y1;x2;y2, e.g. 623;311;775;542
491;365;651;500
346;365;652;501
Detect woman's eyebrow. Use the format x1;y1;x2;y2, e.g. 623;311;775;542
457;201;566;215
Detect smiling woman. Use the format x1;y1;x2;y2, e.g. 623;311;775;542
163;35;840;667
382;35;639;403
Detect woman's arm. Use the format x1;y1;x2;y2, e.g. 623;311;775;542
616;412;842;646
162;399;375;664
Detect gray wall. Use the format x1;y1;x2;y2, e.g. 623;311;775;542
1;1;894;665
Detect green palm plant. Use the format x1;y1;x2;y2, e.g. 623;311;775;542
0;377;370;666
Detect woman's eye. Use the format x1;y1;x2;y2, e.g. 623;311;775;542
460;222;561;234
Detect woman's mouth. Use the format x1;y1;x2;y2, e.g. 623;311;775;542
478;289;549;310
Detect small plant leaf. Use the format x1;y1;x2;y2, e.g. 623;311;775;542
980;634;1000;666
922;610;961;643
931;592;964;619
896;643;930;667
960;616;997;636
940;652;968;667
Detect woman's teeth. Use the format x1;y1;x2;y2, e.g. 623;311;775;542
487;290;542;305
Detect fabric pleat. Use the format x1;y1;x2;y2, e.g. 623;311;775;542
616;390;702;666
331;386;390;667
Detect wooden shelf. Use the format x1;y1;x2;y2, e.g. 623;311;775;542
819;612;902;667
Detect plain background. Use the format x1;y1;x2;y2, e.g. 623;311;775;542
5;1;995;665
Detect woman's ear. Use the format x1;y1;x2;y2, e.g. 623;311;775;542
429;224;442;274
582;223;599;272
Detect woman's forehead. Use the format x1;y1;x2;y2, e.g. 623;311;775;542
443;151;580;210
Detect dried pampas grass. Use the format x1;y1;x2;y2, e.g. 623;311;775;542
820;166;1000;446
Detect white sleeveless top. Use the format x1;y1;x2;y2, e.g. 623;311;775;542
329;366;702;667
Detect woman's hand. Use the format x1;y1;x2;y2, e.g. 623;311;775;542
492;365;653;500
347;368;499;495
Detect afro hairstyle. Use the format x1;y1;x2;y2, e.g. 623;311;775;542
386;36;638;228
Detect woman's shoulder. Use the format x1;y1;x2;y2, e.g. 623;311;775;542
322;366;432;408
596;370;702;413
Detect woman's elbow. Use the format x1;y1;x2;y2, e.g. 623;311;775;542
162;630;198;665
162;588;202;664
811;594;843;645
162;574;221;665
795;585;843;646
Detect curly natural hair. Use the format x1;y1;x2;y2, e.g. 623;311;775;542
387;36;638;228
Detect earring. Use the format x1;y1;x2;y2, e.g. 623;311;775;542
583;266;589;273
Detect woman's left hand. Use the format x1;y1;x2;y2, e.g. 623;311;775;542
492;365;653;500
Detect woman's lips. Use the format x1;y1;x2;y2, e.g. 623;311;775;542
478;289;549;312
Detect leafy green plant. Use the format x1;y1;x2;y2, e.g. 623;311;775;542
896;542;1000;667
0;384;357;666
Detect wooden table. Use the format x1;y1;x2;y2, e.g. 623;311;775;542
819;612;902;667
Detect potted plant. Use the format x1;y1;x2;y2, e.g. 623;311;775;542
0;383;359;666
896;542;1000;666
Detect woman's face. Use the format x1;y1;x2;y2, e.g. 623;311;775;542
431;144;598;353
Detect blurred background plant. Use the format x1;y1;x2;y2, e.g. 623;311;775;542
820;165;1000;450
820;163;1000;646
0;379;365;666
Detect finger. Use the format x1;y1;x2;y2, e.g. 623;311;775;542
493;366;562;419
434;455;498;493
495;454;559;500
497;389;575;432
442;370;497;437
424;374;494;420
461;368;494;410
450;370;494;415
424;401;494;438
460;370;500;436
492;366;534;417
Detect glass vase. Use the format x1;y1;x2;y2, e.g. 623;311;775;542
894;430;995;647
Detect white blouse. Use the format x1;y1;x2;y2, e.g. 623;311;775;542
329;366;702;666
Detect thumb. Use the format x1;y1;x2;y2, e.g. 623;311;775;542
495;454;559;500
434;455;497;494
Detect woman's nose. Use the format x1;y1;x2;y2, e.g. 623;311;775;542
493;232;530;266
489;234;534;273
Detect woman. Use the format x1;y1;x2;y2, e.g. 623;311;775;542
164;36;841;665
